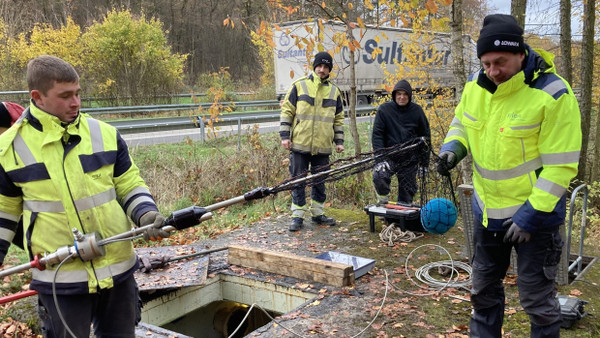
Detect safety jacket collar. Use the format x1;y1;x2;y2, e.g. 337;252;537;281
523;46;553;84
309;71;331;85
27;102;83;145
28;101;82;130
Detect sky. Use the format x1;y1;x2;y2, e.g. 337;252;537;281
487;0;585;41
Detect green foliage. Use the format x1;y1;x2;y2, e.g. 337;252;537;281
0;20;22;90
193;67;239;137
12;17;84;69
250;82;277;100
81;9;187;105
130;130;288;213
0;17;85;90
0;10;186;105
250;24;275;89
195;67;237;102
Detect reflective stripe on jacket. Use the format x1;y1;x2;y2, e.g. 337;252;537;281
441;46;581;232
280;72;344;155
0;103;157;294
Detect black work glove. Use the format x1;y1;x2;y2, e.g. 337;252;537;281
436;151;457;176
503;219;531;244
140;211;169;241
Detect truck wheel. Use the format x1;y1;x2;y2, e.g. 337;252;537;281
357;95;369;106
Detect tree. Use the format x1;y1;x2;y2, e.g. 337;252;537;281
11;17;84;68
0;19;23;90
81;9;187;105
511;0;528;28
579;0;595;182
0;17;85;90
559;0;573;84
449;0;474;185
450;0;467;99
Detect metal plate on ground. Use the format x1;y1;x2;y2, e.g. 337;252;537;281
315;251;376;279
134;246;210;292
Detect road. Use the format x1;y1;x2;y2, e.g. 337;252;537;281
122;117;373;147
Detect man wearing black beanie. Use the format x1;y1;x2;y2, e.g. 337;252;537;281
280;52;344;232
312;51;333;72
437;14;581;338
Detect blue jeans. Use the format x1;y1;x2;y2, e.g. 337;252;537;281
470;218;563;338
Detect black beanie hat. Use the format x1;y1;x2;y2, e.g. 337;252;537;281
477;14;525;58
313;52;333;71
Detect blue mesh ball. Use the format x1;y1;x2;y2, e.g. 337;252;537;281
420;198;458;234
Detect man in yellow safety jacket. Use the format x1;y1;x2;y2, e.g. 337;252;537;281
0;55;168;337
437;15;581;337
280;51;345;232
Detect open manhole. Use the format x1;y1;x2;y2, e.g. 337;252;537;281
132;245;373;337
137;274;316;337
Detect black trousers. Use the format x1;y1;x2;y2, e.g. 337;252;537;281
469;219;563;338
289;151;330;207
37;274;141;338
372;162;418;203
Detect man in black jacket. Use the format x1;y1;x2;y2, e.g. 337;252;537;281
372;79;430;204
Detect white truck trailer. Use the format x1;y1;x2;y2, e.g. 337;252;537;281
273;20;477;103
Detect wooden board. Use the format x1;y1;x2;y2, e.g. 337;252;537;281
227;245;354;287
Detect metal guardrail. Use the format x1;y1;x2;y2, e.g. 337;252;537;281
0;91;255;99
0;91;374;134
109;106;376;134
80;100;280;115
0;91;29;95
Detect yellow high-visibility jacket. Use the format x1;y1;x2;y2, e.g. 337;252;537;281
280;72;344;155
441;46;581;232
0;103;158;294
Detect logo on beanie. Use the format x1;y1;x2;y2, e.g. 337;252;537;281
500;40;520;47
493;39;520;48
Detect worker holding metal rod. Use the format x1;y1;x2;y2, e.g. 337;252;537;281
0;55;169;338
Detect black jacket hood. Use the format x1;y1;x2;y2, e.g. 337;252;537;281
391;80;412;104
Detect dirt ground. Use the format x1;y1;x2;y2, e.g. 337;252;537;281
145;207;599;338
3;206;599;337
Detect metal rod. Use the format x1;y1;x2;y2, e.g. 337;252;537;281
566;183;588;276
274;139;425;192
0;262;39;278
237;117;242;151
166;246;228;263
0;290;38;305
98;212;213;245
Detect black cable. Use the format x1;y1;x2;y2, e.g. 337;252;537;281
52;254;78;338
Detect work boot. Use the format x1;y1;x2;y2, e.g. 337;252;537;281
289;217;303;232
312;215;336;226
376;196;389;207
